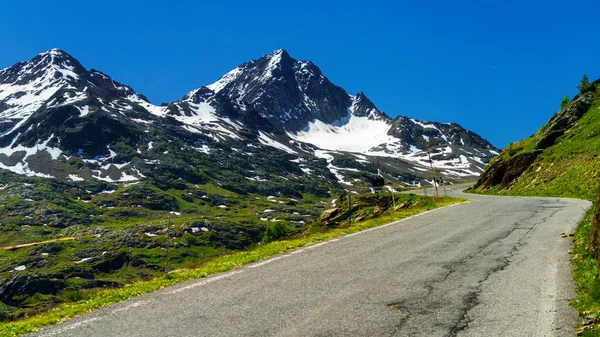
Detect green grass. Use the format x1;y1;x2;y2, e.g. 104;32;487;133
0;196;464;337
570;209;600;336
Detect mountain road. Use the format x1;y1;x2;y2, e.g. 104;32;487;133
30;187;591;336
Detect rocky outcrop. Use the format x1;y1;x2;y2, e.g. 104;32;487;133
0;273;67;306
536;91;594;150
473;150;541;190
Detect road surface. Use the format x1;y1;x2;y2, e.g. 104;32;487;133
30;188;591;336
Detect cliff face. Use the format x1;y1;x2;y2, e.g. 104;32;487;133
472;150;541;190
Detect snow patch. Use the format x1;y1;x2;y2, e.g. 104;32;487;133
258;131;297;154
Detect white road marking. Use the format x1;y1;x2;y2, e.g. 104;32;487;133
37;317;103;336
247;255;286;268
169;270;244;294
111;300;144;313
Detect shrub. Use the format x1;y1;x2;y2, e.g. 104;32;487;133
262;222;290;243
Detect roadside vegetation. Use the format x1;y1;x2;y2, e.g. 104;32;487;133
571;207;600;336
0;193;464;336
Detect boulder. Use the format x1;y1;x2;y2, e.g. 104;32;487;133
393;203;406;211
320;208;339;222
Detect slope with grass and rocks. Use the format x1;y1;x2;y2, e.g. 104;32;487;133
470;76;600;335
471;78;600;199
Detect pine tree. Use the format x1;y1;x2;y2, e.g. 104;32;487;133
560;94;569;110
578;74;591;93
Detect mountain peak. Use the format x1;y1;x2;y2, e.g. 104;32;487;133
350;92;383;118
267;49;290;59
0;48;87;94
258;49;294;75
202;49;351;130
270;48;286;54
205;49;295;95
354;92;371;103
36;48;80;67
40;48;69;56
24;48;86;80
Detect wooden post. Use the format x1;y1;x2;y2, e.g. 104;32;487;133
165;217;171;275
425;141;439;200
438;170;447;197
348;192;352;226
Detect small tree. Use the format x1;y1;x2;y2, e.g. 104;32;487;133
577;74;596;93
559;94;569;110
262;221;290;243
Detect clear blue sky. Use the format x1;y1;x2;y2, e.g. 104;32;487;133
1;0;598;148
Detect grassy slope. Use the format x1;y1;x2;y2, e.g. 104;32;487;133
475;93;600;200
471;91;600;335
0;195;464;337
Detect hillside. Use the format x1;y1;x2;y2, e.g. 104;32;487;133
471;81;600;200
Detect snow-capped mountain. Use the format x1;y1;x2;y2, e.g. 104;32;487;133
0;48;497;188
197;49;497;178
200;49;352;131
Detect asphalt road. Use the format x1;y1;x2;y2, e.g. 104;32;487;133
30;188;591;337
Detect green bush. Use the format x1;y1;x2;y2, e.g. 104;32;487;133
262;222;290;243
183;232;199;246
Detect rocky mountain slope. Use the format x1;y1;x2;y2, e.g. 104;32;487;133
0;49;496;187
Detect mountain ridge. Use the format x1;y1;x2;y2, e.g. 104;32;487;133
0;48;496;185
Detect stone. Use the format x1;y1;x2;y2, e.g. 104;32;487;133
320;208;339;222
